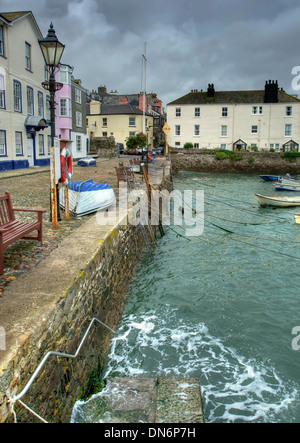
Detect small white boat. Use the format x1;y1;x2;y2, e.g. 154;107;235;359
60;179;115;216
274;182;300;191
274;176;300;191
255;194;300;207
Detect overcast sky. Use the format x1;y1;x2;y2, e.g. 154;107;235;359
1;0;300;108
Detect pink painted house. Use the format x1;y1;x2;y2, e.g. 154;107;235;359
55;64;73;151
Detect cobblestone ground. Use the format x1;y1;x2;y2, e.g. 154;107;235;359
0;157;155;295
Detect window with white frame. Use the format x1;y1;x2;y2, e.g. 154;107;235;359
38;91;44;117
25;42;31;71
27;87;34;115
75;87;82;104
0;130;6;156
194;143;199;149
46;95;51;120
13;80;22;112
102;117;107;127
38;134;44;155
60;98;72;117
0;25;4;56
285;124;292;137
76;135;82;151
221;125;227;137
252;106;263;115
270;143;280;152
76;111;82;127
129;132;135;137
0;74;5;109
129;117;136;126
220;144;227;150
194;124;200;136
286;106;293;117
194;107;200;117
15;131;23;156
175;125;181;136
47;135;51;155
222;107;228;117
59;66;71;85
251;125;258;134
175;108;181;117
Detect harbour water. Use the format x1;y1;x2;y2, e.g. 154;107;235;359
73;172;300;423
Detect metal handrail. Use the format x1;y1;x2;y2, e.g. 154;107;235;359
8;317;115;407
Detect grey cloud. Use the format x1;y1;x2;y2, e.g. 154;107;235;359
1;0;300;106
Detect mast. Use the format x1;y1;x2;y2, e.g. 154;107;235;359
142;42;147;134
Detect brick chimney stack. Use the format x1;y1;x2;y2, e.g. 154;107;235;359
264;80;278;103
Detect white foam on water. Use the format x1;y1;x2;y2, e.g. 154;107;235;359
98;306;298;423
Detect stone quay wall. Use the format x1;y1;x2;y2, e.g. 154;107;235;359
171;150;300;175
0;211;150;423
90;137;117;158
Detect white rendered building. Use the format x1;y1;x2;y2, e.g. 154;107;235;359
0;11;51;170
167;81;300;152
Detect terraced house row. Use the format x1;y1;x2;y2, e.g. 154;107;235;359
167;81;300;152
0;11;87;171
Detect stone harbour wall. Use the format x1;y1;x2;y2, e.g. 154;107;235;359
0;211;148;423
90;137;117;158
171;151;300;175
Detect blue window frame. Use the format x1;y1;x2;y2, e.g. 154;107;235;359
13;80;22;112
27;86;34;115
0;130;7;156
0;74;5;109
15;131;23;156
38;134;44;155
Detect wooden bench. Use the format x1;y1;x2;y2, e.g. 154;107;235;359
0;192;46;274
115;166;135;187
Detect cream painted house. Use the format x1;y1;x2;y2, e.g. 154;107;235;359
87;100;154;150
167;82;300;152
0;11;52;170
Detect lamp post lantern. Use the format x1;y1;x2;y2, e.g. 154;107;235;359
39;23;65;227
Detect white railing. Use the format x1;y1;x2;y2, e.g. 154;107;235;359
7;317;115;423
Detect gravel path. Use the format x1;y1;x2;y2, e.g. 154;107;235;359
0;157;163;294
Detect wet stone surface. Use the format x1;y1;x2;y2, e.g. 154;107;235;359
0;158;167;296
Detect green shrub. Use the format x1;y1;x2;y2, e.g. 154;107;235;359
214;150;243;161
215;151;229;160
184;142;194;149
282;151;300;162
248;156;255;164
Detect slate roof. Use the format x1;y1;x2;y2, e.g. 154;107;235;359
168;89;300;105
0;11;43;37
87;103;153;116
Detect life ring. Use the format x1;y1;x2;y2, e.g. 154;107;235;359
59;148;73;184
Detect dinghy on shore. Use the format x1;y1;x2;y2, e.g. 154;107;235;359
60;179;115;216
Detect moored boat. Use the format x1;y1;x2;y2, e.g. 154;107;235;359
260;175;281;181
255;194;300;207
294;214;300;224
59;179;116;216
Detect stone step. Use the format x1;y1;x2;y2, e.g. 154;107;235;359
74;377;204;423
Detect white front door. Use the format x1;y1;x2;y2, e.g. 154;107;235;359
27;138;34;166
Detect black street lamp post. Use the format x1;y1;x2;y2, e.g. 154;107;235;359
39;23;65;224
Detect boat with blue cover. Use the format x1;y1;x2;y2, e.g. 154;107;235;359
77;158;97;167
59;179;115;216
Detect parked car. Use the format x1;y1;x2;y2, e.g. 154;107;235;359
155;146;164;155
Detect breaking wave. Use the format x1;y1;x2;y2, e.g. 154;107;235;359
100;306;297;423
